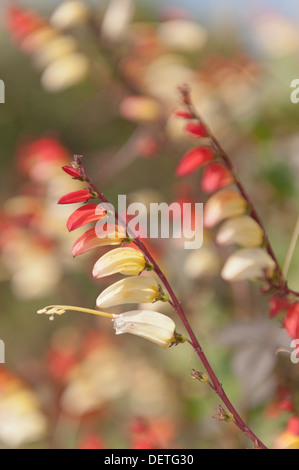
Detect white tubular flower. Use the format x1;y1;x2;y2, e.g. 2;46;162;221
216;216;264;247
41;53;89;93
204;189;247;229
96;276;168;308
221;248;276;281
50;1;90;29
112;310;176;348
92;247;149;278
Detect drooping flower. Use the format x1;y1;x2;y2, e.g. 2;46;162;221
96;276;168;308
221;247;276;282
203;189;247;228
67;204;107;231
284;303;299;339
72;224;127;257
37;305;179;349
58;189;95;205
112;310;176;349
216;215;264;247
201;162;233;193
176;147;214;177
92;247;150;278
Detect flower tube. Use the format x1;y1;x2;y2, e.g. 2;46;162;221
221;248;276;282
96;276;169;308
92;247;151;278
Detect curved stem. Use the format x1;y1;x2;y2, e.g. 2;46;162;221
80;163;267;449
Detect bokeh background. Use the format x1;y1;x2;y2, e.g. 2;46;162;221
0;0;298;449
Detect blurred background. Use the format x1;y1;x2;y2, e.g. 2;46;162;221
0;0;298;449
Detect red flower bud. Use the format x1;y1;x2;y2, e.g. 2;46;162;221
62;165;81;179
58;190;93;205
284;303;299;339
174;109;193;119
176;147;214;177
201;162;233;193
185;121;208;137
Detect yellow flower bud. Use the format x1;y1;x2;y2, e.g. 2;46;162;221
221;248;276;282
204;189;247;229
33;36;78;69
96;276;168;308
216;215;264;247
92;247;148;278
41;53;89;93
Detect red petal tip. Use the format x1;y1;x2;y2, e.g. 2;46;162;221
58;190;93;205
185;122;209;137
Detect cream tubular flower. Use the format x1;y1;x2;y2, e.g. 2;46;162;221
96;276;168;308
50;1;90;29
221;248;276;281
216;215;264;247
112;310;176;348
204;189;247;229
92;247;149;278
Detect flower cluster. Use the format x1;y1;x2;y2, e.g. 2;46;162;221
175;88;299;349
175;104;275;284
38;157;183;349
5;2;90;93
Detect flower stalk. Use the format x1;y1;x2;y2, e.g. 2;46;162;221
178;84;299;300
76;156;268;449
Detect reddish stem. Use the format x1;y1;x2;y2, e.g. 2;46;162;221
80;162;267;449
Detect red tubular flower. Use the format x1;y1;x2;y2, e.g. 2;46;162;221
284;303;299;339
269;295;291;318
72;224;126;257
201;162;233;193
62;165;81;179
176;147;214;177
58;190;94;205
185;121;208;137
67;204;107;231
